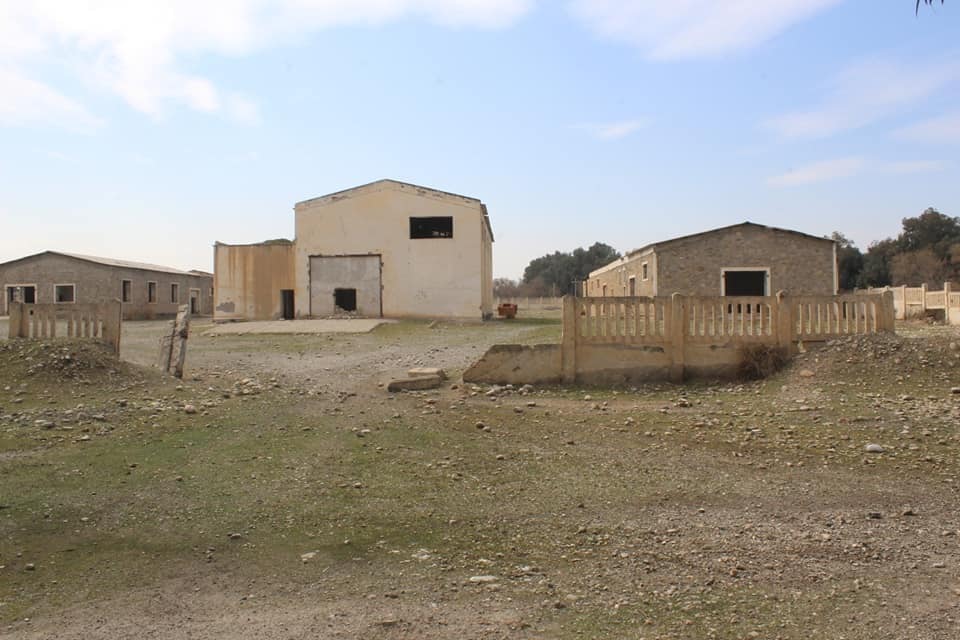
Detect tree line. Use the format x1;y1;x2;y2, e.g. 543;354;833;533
835;208;960;290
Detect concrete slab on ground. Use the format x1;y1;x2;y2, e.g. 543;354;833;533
206;319;395;335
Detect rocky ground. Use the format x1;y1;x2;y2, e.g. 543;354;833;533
0;318;958;639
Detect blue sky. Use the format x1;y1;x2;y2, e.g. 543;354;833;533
1;0;958;278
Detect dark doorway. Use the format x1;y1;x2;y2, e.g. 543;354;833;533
334;288;357;312
281;289;295;320
723;270;766;296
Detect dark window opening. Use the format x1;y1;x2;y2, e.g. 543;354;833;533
170;283;180;303
148;281;157;303
23;287;36;303
281;289;295;320
121;279;132;303
334;288;357;312
724;270;766;296
55;284;75;303
410;216;453;239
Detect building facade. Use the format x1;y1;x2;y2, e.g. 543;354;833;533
214;180;495;321
585;222;837;298
0;251;213;320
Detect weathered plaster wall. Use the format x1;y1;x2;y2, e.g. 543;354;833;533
463;344;561;385
213;242;295;321
294;183;492;319
586;249;657;298
0;254;212;320
657;226;835;296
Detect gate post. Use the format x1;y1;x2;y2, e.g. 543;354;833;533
944;282;952;325
775;291;792;349
8;302;23;338
561;295;577;384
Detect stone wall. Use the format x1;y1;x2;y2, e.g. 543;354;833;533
657;225;835;296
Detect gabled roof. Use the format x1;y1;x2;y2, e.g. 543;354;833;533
626;222;833;259
0;250;209;277
589;222;834;278
295;179;494;241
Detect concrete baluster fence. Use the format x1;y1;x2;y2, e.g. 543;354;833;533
7;301;122;354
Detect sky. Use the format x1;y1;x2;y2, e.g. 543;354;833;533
0;0;958;279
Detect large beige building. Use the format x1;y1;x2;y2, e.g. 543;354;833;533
215;180;494;321
585;222;837;298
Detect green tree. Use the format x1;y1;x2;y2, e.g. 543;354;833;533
831;231;864;291
858;238;897;288
896;207;960;261
522;242;620;295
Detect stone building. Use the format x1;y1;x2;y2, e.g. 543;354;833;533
585;222;837;298
0;251;213;320
214;179;494;321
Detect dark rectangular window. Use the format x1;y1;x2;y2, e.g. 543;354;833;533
410;216;453;239
170;283;179;303
148;281;157;303
121;279;132;303
55;284;75;303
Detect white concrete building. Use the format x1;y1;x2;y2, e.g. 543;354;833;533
214;180;494;321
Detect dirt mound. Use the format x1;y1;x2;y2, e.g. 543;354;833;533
0;339;132;381
786;329;960;384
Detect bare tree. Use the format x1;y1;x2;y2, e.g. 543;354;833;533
917;0;945;14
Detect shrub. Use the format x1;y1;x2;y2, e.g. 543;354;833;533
738;344;790;380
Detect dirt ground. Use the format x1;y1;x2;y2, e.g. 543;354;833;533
1;316;959;639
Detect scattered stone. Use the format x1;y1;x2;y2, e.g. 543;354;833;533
387;375;442;392
469;575;498;583
300;551;318;563
951;387;960;395
864;443;885;454
228;532;242;540
24;563;35;571
408;367;447;380
799;369;815;378
184;404;197;414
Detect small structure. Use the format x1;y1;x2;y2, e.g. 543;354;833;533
0;251;213;320
214;179;494;321
585;222;837;299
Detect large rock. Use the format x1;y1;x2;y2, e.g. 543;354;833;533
387;375;443;392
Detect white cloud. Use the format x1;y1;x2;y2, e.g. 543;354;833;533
880;160;944;174
767;156;865;187
764;57;960;139
0;0;533;127
893;112;960;144
578;118;649;140
0;67;103;131
569;0;842;59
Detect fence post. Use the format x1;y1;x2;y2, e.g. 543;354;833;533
775;291;792;349
920;283;927;316
8;302;22;338
669;293;685;383
881;290;896;332
944;282;952;325
561;295;577;384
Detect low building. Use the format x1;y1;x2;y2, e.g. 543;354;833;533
214;179;494;321
0;251;213;320
585;222;837;298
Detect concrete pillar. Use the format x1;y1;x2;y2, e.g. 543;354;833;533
920;283;927;315
560;296;577;384
669;293;686;383
8;302;22;338
944;282;952;324
775;291;792;349
882;290;896;332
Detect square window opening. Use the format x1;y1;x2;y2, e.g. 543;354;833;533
334;288;357;312
55;284;75;303
410;216;453;239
